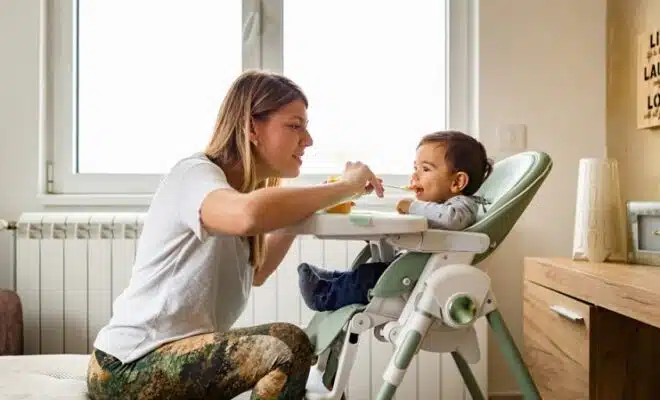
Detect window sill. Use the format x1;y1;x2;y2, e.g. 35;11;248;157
37;192;411;209
38;193;153;207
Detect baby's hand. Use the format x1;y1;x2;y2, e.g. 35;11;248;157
396;198;413;214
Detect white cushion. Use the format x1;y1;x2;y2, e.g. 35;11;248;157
0;354;90;399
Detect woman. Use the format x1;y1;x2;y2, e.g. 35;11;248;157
87;70;384;399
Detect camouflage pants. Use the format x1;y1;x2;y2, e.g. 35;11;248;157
87;322;315;400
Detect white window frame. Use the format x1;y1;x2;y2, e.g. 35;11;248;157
38;0;477;207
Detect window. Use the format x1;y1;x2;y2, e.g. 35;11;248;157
76;1;242;175
282;0;446;176
45;0;474;200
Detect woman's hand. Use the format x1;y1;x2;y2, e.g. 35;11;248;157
323;176;382;194
341;161;384;198
364;178;383;196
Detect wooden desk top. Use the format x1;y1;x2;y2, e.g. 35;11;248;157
524;257;660;330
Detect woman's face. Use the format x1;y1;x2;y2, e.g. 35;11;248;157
251;99;313;179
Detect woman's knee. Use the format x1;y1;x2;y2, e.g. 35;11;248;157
268;323;314;364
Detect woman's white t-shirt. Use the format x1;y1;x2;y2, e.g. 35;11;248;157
93;153;254;363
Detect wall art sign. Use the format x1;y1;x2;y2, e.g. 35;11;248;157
638;29;660;129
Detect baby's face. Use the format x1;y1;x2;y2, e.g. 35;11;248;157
409;143;461;203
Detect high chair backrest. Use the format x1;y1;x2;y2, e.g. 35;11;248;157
466;151;552;264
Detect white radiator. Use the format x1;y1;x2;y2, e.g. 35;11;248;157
9;212;487;399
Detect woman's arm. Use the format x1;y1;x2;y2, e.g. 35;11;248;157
252;231;297;287
201;181;355;236
201;162;383;236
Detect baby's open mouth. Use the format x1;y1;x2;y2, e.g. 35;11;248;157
410;186;424;196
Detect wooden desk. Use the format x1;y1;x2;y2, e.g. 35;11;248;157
523;257;660;399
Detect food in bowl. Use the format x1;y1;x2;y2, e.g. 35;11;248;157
325;176;355;214
326;201;356;214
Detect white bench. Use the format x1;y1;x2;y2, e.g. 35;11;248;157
0;354;89;398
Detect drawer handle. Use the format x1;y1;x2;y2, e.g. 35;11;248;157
550;305;584;323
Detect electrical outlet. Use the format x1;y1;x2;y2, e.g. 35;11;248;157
510;124;527;150
496;124;527;153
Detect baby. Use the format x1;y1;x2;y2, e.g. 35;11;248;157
297;131;493;312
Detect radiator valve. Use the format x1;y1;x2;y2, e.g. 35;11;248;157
0;220;17;231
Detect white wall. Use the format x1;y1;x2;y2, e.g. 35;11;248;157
0;0;607;394
607;0;660;200
1;0;43;289
0;0;41;219
478;0;606;394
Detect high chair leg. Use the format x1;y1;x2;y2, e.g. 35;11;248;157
306;313;370;400
451;351;485;400
375;309;433;400
321;341;347;400
306;332;357;400
486;310;541;400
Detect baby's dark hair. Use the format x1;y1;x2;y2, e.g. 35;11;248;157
418;130;493;196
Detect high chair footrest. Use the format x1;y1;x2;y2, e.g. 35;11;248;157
305;304;366;355
306;366;332;398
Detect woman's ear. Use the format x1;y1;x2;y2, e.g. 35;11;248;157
249;118;260;146
451;171;469;193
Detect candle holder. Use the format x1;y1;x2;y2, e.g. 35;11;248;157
572;158;627;263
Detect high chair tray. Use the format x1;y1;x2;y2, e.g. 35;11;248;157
286;210;427;238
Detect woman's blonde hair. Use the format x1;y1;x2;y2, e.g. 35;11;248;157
204;69;308;269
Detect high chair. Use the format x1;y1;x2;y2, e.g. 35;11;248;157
285;151;552;400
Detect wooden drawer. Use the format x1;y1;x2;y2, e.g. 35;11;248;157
523;281;591;400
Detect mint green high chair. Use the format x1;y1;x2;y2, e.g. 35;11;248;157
286;151;552;400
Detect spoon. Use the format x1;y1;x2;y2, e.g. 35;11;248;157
382;184;413;191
